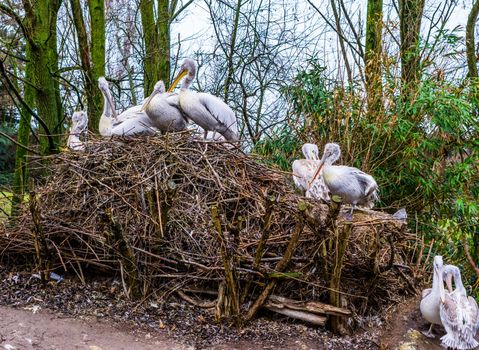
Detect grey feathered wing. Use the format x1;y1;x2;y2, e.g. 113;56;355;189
197;93;238;141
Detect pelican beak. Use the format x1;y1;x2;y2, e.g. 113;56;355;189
168;69;188;93
434;264;446;303
140;89;159;112
106;90;117;119
445;273;453;293
309;160;324;187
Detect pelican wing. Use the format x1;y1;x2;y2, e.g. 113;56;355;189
346;168;379;199
440;295;459;335
468;296;479;332
110;114;157;136
114;105;144;125
440;293;479;349
197;93;237;134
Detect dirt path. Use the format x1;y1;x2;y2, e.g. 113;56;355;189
0;306;188;350
0;298;448;350
379;296;443;350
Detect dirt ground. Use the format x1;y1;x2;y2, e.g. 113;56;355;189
0;299;446;350
0;268;452;350
0;305;188;350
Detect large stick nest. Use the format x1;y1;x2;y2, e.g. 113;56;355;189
0;132;419;318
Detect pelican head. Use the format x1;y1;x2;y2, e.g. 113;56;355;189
320;143;341;165
71;111;88;133
168;58;197;92
302;143;319;160
311;143;341;182
141;80;166;112
98;76;117;118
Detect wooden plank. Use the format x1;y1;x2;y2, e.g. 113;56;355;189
269;295;351;317
264;303;327;326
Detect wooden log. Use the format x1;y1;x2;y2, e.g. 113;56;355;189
264;303;327;326
268;295;351;317
177;290;216;308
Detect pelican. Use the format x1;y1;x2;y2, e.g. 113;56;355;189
439;264;479;349
98;77;157;136
311;143;379;218
292;143;330;202
67;111;88;151
167;58;239;142
420;255;445;338
140;80;188;132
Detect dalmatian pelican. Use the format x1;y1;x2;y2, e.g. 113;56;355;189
311;143;378;218
439;264;479;349
140;80;188;132
167;58;239;142
292;143;330;202
420;255;445;338
67;111;88;151
98;77;157;136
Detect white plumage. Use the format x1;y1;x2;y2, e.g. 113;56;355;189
439;264;479;349
168;58;239;141
292;143;330;202
141;80;188;132
420;255;445;338
98;77;157;136
313;143;379;217
67;111;88;151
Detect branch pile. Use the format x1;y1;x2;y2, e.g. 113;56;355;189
0;132;419;329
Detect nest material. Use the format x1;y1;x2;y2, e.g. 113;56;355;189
1;132;418;324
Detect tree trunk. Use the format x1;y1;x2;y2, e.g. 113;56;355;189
140;0;160;96
12;43;34;213
399;0;425;98
365;0;383;121
158;0;170;90
87;0;105;130
466;0;479;79
223;0;242;103
23;0;63;154
466;0;479;112
71;0;101;131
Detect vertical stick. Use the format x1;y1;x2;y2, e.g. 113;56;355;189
245;202;306;322
329;220;351;334
29;189;51;284
241;195;276;302
211;205;242;326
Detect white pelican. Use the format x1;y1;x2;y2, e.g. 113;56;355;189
140;80;188;132
167;58;239;142
292;143;330;202
312;143;378;218
420;255;445;338
67;111;88;151
97;77;157;136
439;264;479;349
